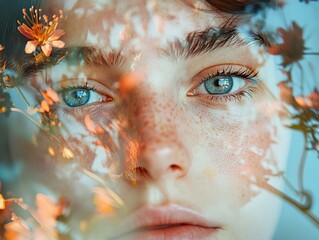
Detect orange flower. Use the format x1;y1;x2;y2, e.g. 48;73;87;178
0;44;4;51
4;213;32;240
37;87;60;113
4;194;66;240
0;194;5;210
17;6;65;57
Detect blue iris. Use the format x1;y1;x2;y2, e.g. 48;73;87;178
204;76;233;94
62;88;90;107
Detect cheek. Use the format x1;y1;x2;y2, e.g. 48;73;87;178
191;106;274;202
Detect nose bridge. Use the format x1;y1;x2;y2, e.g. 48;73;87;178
126;87;191;180
134;92;177;143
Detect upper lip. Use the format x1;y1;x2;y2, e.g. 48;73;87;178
110;204;221;239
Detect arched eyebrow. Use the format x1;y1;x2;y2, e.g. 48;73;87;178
161;25;268;60
21;47;127;77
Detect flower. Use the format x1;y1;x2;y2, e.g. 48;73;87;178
268;21;306;67
17;6;65;57
37;87;60;113
0;44;4;51
4;194;66;240
0;194;5;210
4;213;33;240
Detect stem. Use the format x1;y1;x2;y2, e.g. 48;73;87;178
282;175;300;196
82;169;124;207
257;181;319;227
298;133;308;197
297;62;304;96
15;86;31;108
10;107;62;145
304;52;319;55
11;107;44;130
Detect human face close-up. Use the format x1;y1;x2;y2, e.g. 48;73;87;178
3;0;293;239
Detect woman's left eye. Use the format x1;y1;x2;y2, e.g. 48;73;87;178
196;75;246;96
61;88;106;107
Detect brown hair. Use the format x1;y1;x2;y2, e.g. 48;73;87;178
205;0;275;14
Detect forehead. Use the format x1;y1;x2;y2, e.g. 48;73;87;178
50;0;225;51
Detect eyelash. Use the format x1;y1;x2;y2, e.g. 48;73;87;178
58;82;96;93
198;66;260;103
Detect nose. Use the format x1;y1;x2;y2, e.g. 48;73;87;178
138;139;190;181
127;91;191;182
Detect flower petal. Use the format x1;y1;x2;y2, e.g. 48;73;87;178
51;40;65;49
17;24;35;40
46;88;60;103
41;44;52;57
0;194;5;210
25;40;39;54
48;29;65;41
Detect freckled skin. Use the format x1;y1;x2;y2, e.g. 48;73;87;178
6;0;292;239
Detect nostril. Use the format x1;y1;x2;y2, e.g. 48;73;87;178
170;164;182;172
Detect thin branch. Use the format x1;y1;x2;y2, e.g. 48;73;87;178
257;181;319;227
11;107;44;130
304;52;319;55
10;107;62;145
296;62;304;96
298;133;308;198
282;175;300;196
15;86;31;108
82;169;124;207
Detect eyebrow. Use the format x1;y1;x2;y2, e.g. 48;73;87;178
21;47;126;77
162;21;268;60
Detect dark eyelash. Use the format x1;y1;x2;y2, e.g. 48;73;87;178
201;65;259;84
57;82;97;94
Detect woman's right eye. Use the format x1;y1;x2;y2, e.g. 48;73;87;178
61;87;111;107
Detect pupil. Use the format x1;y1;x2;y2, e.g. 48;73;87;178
204;76;233;95
62;88;90;107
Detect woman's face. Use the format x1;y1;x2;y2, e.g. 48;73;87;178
7;0;291;239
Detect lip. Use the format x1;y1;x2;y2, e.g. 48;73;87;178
109;204;222;240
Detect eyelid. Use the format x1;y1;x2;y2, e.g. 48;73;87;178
53;78;114;100
187;64;259;94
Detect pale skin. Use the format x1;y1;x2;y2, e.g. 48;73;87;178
6;0;291;239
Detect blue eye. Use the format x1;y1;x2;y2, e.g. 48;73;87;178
61;88;91;107
204;76;233;95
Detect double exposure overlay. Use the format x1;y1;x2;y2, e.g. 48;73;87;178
0;0;318;239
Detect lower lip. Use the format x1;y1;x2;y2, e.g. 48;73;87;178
115;225;219;240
